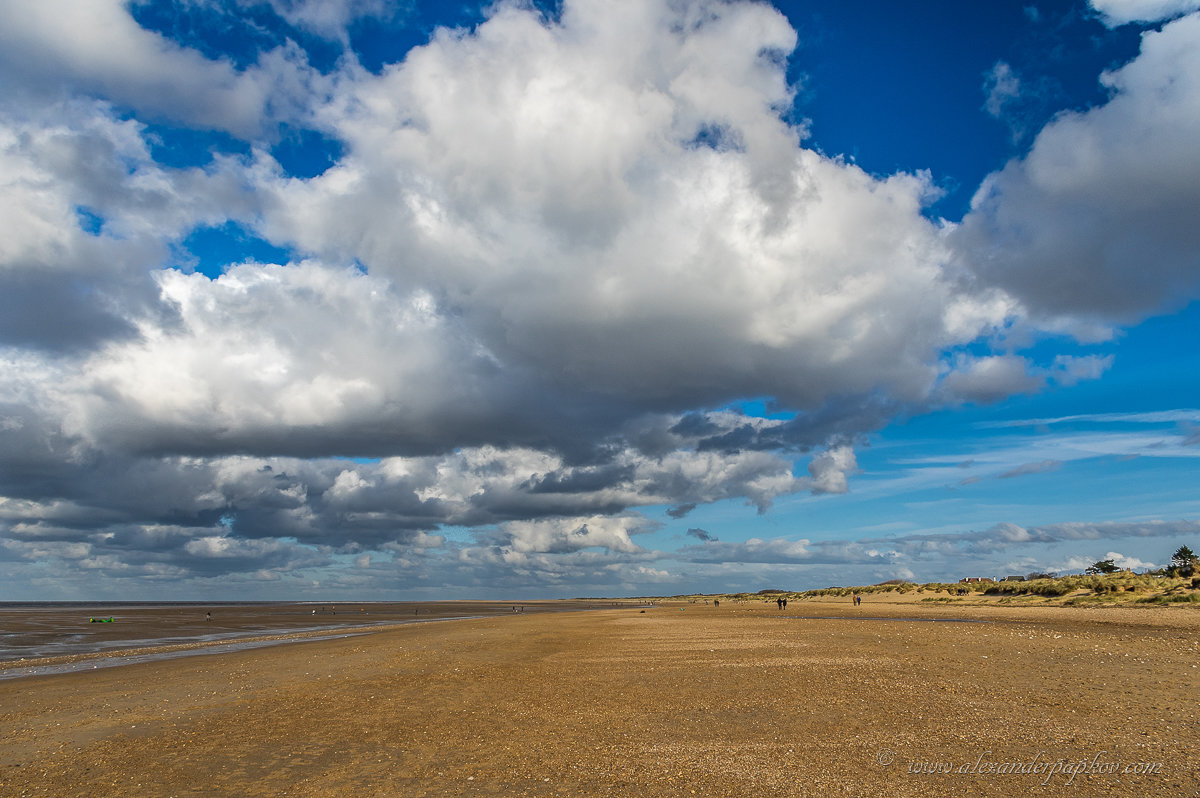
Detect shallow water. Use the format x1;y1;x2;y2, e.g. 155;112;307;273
0;600;628;666
0;631;372;681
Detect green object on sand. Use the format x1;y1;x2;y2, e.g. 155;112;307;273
88;617;114;623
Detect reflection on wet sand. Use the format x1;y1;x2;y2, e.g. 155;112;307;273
0;600;644;679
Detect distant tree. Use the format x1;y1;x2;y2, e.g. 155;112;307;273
1171;546;1198;577
1086;559;1120;575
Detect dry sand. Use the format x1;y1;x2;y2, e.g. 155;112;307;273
2;597;1197;797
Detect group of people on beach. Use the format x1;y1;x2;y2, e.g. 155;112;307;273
775;597;788;609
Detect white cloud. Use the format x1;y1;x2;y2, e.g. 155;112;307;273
981;59;1054;143
0;99;267;352
1052;550;1160;572
955;12;1200;329
806;446;857;495
979;409;1200;428
1090;0;1200;26
1047;354;1115;386
938;355;1042;405
681;536;814;564
983;61;1021;119
998;459;1063;479
0;0;318;138
1104;551;1157;569
255;0;1003;426
249;0;396;42
498;515;648;555
0;0;1025;473
1;0;1198;596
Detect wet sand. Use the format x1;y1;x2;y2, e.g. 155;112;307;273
1;597;1197;797
0;601;615;664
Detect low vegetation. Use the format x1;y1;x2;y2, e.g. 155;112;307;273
659;545;1200;608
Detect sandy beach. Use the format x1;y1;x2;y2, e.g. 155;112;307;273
2;597;1197;797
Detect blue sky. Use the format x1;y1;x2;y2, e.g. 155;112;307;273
1;0;1198;599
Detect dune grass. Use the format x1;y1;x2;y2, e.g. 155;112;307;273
666;572;1199;608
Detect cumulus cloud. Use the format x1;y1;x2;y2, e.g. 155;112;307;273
1103;551;1157;569
806;446;857;495
489;515;649;555
0;1;1018;551
1090;0;1200;26
0;418;819;584
0;0;1019;464
938;355;1042;405
954;12;1200;329
0;0;318;138
1053;550;1158;572
0;0;1196;594
0;98;268;353
254;0;1005;426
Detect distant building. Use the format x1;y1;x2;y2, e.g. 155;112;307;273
959;576;994;583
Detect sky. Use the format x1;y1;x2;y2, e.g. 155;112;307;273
1;0;1199;600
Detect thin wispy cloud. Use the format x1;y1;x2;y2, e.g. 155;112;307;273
978;410;1200;428
998;460;1063;479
